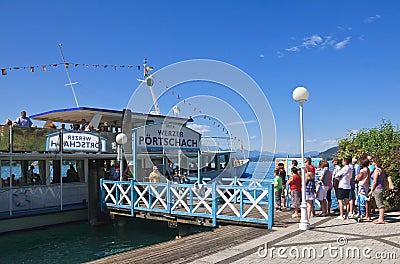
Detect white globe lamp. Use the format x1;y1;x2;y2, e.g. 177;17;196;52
292;86;310;230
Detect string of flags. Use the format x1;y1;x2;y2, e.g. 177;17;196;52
154;77;244;146
1;62;141;76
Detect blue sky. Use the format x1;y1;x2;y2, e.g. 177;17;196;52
1;1;399;154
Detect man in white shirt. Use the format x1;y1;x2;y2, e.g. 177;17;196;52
335;157;352;220
14;111;33;127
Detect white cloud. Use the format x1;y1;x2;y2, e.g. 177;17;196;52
259;54;265;58
320;35;336;49
250;135;257;140
364;14;381;24
306;139;317;143
227;120;257;126
334;37;351;49
286;46;300;52
187;124;210;134
322;139;337;146
302;35;323;48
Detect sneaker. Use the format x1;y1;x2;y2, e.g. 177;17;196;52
291;214;299;218
335;216;345;220
348;214;355;219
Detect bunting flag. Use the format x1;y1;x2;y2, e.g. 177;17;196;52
140;75;244;144
1;62;141;76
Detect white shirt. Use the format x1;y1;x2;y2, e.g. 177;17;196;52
336;164;352;189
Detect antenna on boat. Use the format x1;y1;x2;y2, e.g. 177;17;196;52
137;58;161;115
58;44;80;107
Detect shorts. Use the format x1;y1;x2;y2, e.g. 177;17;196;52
275;189;282;206
373;188;384;209
337;188;350;200
349;187;356;201
326;189;332;202
317;184;328;200
291;190;301;209
306;192;315;201
281;185;287;198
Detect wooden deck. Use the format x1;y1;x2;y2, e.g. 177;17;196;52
86;209;297;264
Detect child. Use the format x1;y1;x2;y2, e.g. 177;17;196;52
274;169;283;211
287;167;301;218
356;188;369;220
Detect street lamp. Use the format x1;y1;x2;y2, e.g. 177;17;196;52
292;86;310;230
116;133;127;181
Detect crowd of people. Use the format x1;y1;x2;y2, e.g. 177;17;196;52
4;111;102;132
274;156;386;224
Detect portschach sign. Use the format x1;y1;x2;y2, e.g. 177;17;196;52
46;131;107;152
135;123;201;152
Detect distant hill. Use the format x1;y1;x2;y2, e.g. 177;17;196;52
274;151;320;158
317;146;338;160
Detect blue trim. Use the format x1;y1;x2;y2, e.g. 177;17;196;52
267;183;274;229
30;107;123;119
212;182;217;226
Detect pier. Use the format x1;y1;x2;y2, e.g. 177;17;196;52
87;211;400;264
86;209;300;264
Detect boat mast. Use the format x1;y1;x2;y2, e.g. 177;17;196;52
142;59;161;115
58;44;80;107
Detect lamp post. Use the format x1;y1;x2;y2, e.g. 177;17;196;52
116;133;127;181
292;86;310;230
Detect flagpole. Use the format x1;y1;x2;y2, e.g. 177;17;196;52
58;44;80;107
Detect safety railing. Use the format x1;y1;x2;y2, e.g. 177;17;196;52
100;178;274;229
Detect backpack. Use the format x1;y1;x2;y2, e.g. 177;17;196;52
382;170;394;191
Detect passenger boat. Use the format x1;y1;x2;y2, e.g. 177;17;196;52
0;106;248;233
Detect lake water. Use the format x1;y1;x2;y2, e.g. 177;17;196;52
0;161;337;263
0;219;181;264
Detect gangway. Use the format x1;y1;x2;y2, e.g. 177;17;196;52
100;177;274;229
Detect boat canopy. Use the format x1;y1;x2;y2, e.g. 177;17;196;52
30;107;191;128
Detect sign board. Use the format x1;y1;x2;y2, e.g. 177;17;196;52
134;123;201;151
46;131;107;152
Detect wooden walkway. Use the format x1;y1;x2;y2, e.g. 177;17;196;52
86;209;298;264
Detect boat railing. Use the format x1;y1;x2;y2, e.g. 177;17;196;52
0;182;88;215
0;125;120;153
200;136;237;153
100;178;274;228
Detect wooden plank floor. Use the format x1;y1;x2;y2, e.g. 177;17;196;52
86;209;298;264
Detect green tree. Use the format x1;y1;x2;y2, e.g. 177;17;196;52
337;120;400;210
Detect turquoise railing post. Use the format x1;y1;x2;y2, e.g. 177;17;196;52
189;184;193;213
212;181;217;227
240;188;244;217
233;176;238;203
167;181;171;213
115;181;120;206
130;180;135;216
100;178;105;212
149;183;153;208
267;183;274;229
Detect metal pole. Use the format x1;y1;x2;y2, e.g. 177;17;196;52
298;103;310;230
9;125;13;216
60;130;63;211
119;145;124;181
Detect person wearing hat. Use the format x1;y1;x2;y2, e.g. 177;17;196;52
149;166;161;183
